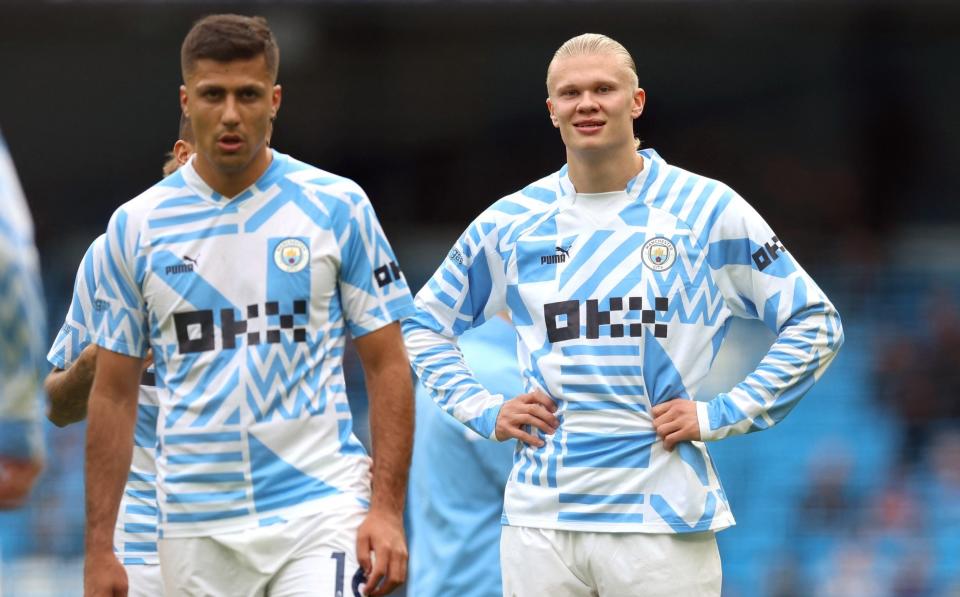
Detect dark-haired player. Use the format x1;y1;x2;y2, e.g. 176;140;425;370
83;14;413;596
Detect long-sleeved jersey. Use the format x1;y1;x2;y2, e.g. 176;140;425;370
48;235;161;564
404;148;843;533
0;133;45;466
93;150;414;538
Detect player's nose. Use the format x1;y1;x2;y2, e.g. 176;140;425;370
576;92;599;111
221;95;241;126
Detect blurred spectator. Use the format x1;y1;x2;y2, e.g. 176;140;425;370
798;443;857;531
816;542;885;597
874;289;960;466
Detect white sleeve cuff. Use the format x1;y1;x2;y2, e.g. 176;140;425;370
696;400;714;442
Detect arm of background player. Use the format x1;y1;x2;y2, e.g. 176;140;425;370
46;346;153;427
83;348;141;595
0;219;46;508
353;322;412;597
44;343;98;427
658;192;844;446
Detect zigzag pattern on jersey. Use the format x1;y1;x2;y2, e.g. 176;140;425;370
47;321;85;369
47;238;99;368
244;328;345;422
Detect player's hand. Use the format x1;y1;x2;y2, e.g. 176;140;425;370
652;398;701;451
83;551;128;597
356;507;407;596
495;389;559;447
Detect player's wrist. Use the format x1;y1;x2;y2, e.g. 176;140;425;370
367;501;404;522
83;543;116;559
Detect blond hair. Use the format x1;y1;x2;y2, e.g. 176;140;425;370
546;33;639;91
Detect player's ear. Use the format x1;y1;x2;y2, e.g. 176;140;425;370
546;98;559;128
271;85;282;120
173;140;193;166
631;88;645;120
180;85;189;118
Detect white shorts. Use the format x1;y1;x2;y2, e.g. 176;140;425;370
125;563;164;597
158;509;367;597
500;526;722;597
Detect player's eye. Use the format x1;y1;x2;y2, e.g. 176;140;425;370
597;85;611;93
201;89;223;100
561;89;578;98
239;89;260;100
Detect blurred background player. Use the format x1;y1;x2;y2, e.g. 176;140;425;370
408;313;518;597
83;14;414;597
43;120;195;596
405;33;843;596
0;130;46;511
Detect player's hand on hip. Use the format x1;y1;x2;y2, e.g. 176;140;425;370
495;389;559;447
356;508;407;596
83;551;128;597
652;398;701;452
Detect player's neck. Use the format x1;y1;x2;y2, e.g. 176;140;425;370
194;146;273;199
566;146;643;194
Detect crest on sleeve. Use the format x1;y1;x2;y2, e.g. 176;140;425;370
273;239;309;273
641;237;677;271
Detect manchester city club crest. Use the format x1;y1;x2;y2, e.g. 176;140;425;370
641;237;677;271
274;238;309;273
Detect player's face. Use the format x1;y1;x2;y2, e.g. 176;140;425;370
180;55;280;180
546;52;644;155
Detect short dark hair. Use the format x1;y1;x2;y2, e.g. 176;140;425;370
181;14;279;82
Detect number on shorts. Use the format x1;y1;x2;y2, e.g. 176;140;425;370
331;551;365;597
351;566;366;597
331;552;345;597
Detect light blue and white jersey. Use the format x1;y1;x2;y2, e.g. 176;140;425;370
0;132;45;465
93;150;415;538
409;316;519;597
47;235;160;565
404;148;844;534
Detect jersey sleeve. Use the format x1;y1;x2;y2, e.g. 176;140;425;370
403;212;510;440
697;191;844;441
337;187;415;337
0;135;46;461
47;237;100;369
91;207;150;358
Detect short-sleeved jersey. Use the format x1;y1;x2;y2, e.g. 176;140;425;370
405;148;844;534
93;150;415;538
47;235;160;564
408;316;519;597
0;133;45;464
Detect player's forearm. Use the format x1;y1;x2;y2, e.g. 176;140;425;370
402;317;504;439
84;385;137;554
45;345;98;427
699;300;844;441
366;357;414;516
